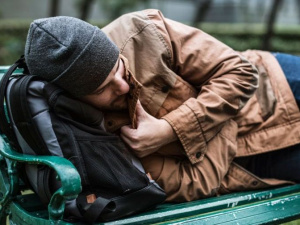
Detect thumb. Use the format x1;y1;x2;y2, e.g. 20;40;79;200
135;100;147;119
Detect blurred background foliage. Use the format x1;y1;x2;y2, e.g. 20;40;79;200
0;0;300;65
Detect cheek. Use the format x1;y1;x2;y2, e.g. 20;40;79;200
94;96;110;108
82;95;105;108
82;88;116;109
93;91;116;108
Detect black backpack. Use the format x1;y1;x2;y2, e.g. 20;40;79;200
0;57;166;223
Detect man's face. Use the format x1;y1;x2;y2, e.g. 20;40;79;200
80;58;130;110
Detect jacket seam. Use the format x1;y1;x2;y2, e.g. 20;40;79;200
149;23;172;67
163;116;189;157
143;84;160;108
141;10;173;67
119;10;172;65
185;103;207;143
118;22;152;53
184;104;207;161
238;119;300;139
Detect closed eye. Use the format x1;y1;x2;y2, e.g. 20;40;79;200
95;87;105;95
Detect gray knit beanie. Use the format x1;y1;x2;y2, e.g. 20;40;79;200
25;16;119;97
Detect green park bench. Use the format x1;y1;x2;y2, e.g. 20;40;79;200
0;65;300;225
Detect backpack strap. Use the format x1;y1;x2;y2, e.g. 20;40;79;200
0;56;28;145
77;195;115;223
9;75;50;155
0;56;48;154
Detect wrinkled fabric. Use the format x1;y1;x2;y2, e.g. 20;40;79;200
102;9;300;202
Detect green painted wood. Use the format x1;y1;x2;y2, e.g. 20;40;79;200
0;136;82;201
99;185;300;225
9;201;72;225
0;66;22;75
6;185;300;225
157;193;300;225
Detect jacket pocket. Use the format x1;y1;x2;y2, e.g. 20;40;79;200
235;63;277;127
255;64;277;121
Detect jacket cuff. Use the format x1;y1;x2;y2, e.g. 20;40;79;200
162;104;207;164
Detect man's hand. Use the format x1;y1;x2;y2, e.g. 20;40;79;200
120;100;177;158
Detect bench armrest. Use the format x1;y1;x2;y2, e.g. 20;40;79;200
0;135;82;220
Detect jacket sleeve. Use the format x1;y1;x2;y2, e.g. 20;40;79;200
142;119;238;202
146;10;258;164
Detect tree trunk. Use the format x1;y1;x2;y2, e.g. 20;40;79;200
193;0;213;28
262;0;283;50
49;0;59;17
80;0;95;21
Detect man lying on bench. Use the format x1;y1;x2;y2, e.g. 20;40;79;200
24;9;300;205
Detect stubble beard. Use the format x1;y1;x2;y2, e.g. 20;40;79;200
109;95;128;111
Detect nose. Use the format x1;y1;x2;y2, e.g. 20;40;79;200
114;73;129;96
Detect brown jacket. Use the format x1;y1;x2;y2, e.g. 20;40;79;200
102;9;300;202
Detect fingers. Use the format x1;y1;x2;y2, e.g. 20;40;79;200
120;125;140;146
120;127;132;149
120;101;159;158
120;125;133;139
120;132;131;147
120;126;143;157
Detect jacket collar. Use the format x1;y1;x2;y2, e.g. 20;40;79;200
103;54;143;132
